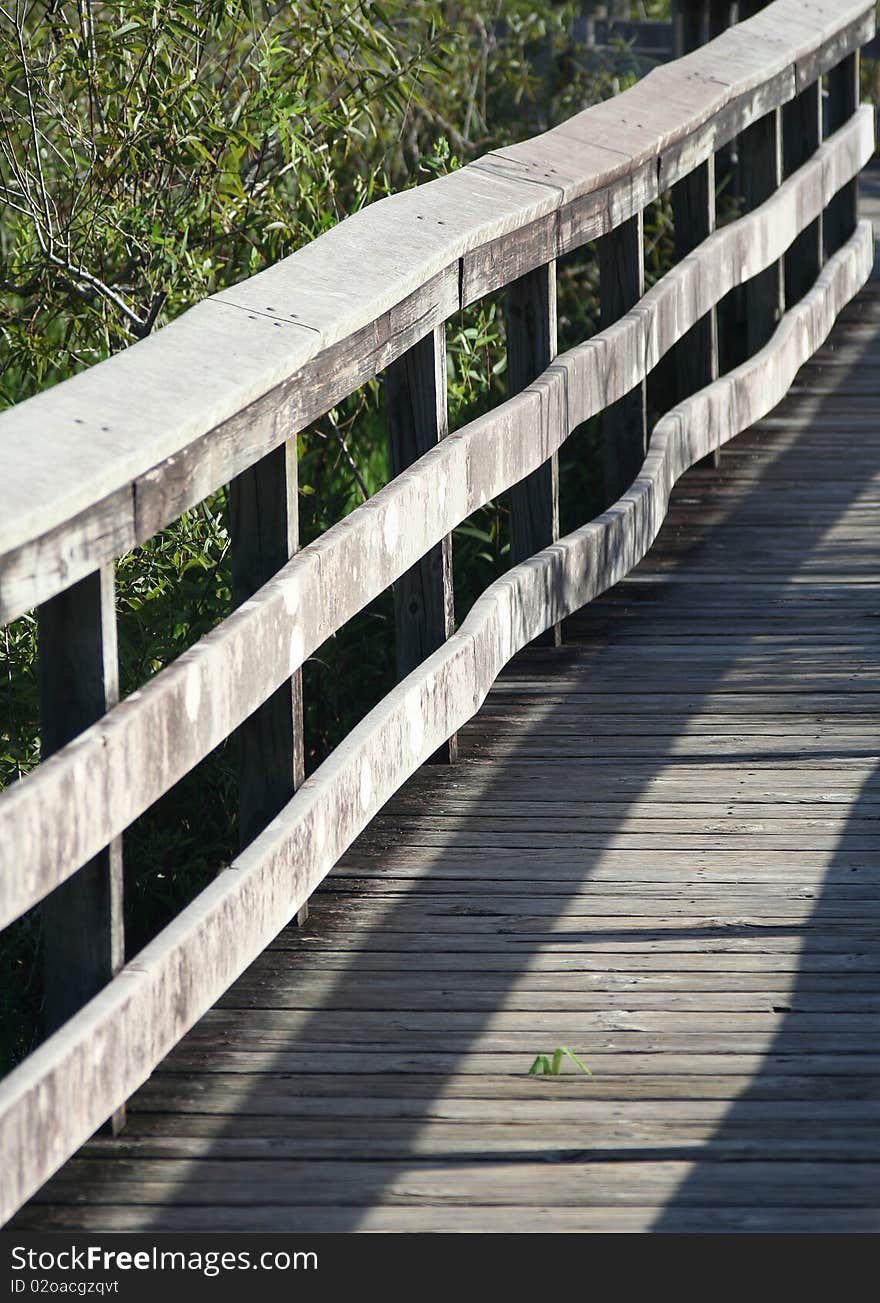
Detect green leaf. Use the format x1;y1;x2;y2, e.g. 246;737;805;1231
558;1047;594;1078
110;21;145;40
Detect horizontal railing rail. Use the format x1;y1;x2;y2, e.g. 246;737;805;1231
0;0;875;1223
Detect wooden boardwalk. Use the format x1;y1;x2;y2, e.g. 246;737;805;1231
11;241;880;1232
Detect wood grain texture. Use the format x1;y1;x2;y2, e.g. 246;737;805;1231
13;1206;880;1234
0;221;870;1230
0;0;873;622
0;108;871;934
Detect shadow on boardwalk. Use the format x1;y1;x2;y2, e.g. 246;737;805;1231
651;757;880;1231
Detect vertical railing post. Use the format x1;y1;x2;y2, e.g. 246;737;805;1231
671;0;721;464
740;106;784;354
599;212;647;505
671;156;720;459
386;325;457;762
230;442;307;921
505;261;561;646
825;52;860;258
708;1;737;382
736;3;784;352
39;564;125;1129
783;79;823;304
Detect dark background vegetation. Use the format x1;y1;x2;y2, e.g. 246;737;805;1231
0;0;700;1072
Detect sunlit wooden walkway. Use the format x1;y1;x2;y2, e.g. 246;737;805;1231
11;206;880;1232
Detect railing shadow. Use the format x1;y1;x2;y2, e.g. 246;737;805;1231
650;756;880;1232
650;284;880;1231
18;271;880;1232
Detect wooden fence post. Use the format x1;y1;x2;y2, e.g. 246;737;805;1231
599;211;647;505
825;52;860;258
706;0;737;387
740;106;784;354
736;2;785;351
386;325;457;761
39;563;125;1129
672;156;720;462
505;261;561;647
672;0;721;464
229;443;307;922
783;80;823;304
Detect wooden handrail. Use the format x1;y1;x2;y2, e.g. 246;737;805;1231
0;0;875;1225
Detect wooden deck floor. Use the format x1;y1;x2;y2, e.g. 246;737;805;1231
14;252;880;1234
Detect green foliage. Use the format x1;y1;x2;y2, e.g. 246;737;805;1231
0;609;37;788
0;1;663;1074
116;493;232;690
0;0;450;398
528;1046;594;1078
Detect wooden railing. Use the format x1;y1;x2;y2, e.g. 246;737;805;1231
0;0;875;1224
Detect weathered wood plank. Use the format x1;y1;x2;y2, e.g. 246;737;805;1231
12;1205;880;1233
119;1076;880;1108
22;1159;880;1209
67;1131;880;1164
